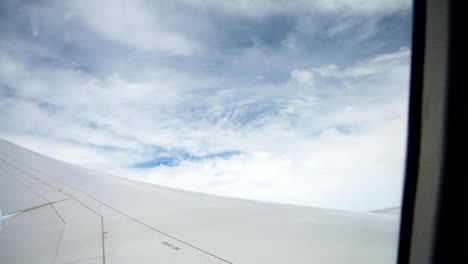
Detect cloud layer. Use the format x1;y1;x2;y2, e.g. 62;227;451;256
0;0;412;211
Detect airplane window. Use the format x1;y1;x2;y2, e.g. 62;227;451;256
0;1;413;263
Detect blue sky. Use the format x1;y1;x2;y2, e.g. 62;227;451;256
0;0;412;211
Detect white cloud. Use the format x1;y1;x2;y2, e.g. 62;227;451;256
291;69;315;85
308;48;410;79
0;0;412;211
22;0;202;56
180;0;410;17
313;0;411;15
110;49;410;211
0;44;410;211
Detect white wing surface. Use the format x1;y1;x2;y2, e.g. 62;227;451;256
0;139;399;264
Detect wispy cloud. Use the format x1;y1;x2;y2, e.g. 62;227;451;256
0;0;412;211
132;150;241;168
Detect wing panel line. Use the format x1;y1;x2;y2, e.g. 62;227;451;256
0;157;106;264
0;150;232;264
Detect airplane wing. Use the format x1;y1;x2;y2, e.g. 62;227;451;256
372;207;401;216
0;138;399;264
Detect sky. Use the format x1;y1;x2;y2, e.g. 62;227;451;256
0;0;413;211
